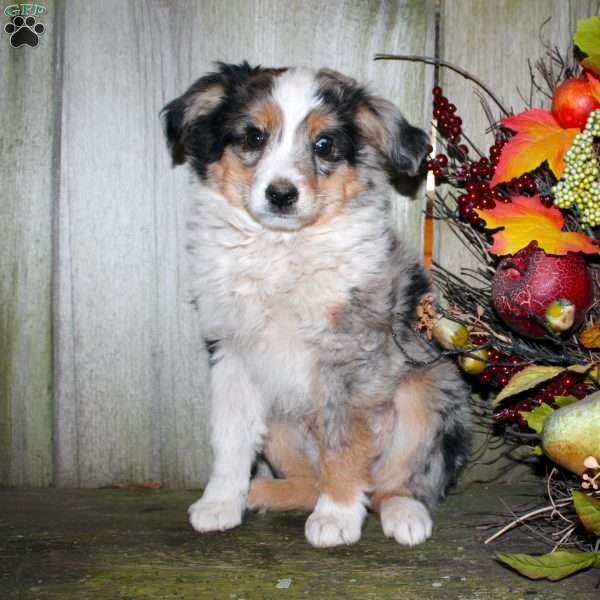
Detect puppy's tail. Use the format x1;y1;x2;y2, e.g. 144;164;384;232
248;477;319;512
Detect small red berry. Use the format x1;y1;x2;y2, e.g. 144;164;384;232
435;154;448;167
479;371;493;385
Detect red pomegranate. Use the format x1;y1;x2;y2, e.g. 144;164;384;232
491;241;594;339
551;77;600;129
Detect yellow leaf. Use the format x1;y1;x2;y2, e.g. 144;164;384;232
475;195;599;256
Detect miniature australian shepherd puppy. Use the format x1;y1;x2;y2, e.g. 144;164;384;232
161;62;470;548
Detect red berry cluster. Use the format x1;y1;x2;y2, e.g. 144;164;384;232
426;88;547;229
494;372;589;427
504;172;539;197
472;337;525;388
431;86;464;148
455;164;504;228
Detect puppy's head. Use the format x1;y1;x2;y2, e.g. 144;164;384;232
162;63;429;231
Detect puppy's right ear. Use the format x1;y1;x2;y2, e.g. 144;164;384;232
161;72;227;166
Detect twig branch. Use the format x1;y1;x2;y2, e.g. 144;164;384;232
374;53;511;116
484;499;573;544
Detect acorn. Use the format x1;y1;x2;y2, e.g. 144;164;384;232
545;298;576;333
432;317;470;350
458;347;489;375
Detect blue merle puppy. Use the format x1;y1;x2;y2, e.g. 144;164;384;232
162;63;470;547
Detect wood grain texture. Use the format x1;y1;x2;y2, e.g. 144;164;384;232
436;0;600;483
0;1;58;487
53;0;434;488
3;485;600;598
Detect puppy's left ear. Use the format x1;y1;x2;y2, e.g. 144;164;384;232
356;98;430;177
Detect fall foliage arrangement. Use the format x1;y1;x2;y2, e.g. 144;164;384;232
380;16;600;583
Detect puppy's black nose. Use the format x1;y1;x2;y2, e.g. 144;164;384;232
266;182;299;209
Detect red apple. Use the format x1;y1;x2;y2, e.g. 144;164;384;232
491;242;593;339
551;77;600;130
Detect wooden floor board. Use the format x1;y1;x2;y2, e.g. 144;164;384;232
1;484;597;599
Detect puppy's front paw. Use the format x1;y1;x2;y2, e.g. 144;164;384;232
380;496;432;546
305;494;366;547
188;496;244;532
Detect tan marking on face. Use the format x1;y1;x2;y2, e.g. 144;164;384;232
319;412;374;505
308;164;366;227
355;104;387;155
184;83;225;123
249;100;283;134
305;111;336;139
371;370;441;504
207;147;254;209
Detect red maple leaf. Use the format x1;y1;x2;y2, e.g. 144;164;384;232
491;109;579;187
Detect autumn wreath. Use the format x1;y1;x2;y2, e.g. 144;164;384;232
379;16;600;582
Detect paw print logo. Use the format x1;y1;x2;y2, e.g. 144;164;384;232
4;15;45;48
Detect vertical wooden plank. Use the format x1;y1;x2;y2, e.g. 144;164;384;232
0;1;59;487
436;0;599;482
55;0;183;487
54;0;434;488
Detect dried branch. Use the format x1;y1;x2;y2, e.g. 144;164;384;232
373;54;511;116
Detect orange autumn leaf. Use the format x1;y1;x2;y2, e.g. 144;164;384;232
579;321;600;349
474;195;599;256
491;109;579;186
586;72;600;104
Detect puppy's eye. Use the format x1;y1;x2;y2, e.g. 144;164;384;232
244;127;267;150
313;135;334;158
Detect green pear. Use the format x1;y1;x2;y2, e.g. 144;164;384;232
542;393;600;475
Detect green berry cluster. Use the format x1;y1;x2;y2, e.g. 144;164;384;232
553;109;600;226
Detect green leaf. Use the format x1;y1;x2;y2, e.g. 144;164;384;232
493;364;595;406
532;445;544;456
496;550;598;581
574;17;600;75
554;395;578;408
573;491;600;535
567;363;596;374
493;366;564;406
520;403;554;434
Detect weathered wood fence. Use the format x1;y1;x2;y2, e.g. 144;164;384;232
1;0;596;488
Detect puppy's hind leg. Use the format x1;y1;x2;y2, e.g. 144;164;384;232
248;417;320;512
371;361;470;546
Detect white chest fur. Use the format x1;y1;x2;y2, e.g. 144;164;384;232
187;189;386;412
